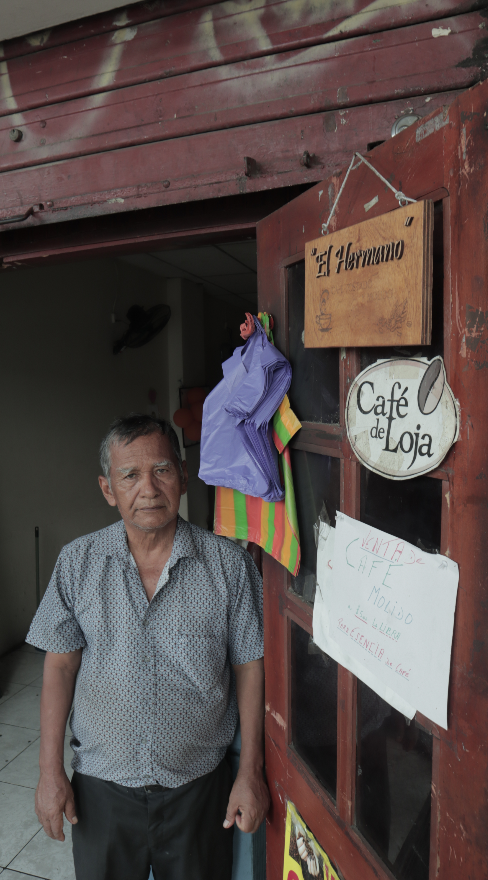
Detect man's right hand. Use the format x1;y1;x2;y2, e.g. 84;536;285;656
35;770;78;841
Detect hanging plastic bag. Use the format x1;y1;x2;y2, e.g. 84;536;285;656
199;316;292;502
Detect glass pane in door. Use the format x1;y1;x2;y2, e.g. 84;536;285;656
291;620;338;800
288;260;340;423
360;468;442;552
356;680;433;879
290;450;340;604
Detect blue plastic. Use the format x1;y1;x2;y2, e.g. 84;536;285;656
199;317;291;502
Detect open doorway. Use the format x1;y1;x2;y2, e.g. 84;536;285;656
0;237;257;658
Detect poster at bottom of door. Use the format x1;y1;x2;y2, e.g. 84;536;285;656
313;513;459;729
283;801;340;880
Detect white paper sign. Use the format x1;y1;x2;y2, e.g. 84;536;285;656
313;514;459;728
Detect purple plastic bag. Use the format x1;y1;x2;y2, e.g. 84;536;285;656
199;317;292;502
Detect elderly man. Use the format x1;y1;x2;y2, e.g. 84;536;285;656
27;414;269;880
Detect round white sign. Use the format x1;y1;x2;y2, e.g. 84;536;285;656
346;357;459;480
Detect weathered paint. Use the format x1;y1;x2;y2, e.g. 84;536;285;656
0;14;481;176
0;1;483;236
464;304;488;369
24;30;52;47
416;108;450;141
0;59;19;113
257;80;488;880
0;2;483;115
110;25;137;43
432;25;452;36
266;703;287;730
0;91;462;228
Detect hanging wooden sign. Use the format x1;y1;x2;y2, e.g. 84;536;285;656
346;356;459;480
304;200;433;348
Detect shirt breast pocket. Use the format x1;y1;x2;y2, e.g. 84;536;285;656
177;632;228;699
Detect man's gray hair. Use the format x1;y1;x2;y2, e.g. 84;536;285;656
100;414;183;485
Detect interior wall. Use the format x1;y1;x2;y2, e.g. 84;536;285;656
163;279;252;532
0;257;170;656
165;277;206;528
0;253;255;656
198;292;254;531
203;292;247;390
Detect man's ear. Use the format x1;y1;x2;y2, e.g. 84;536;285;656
180;461;189;496
99;475;118;507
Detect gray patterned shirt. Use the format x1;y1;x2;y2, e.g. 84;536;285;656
27;516;263;788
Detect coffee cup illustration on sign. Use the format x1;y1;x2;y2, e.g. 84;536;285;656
345;357;459;480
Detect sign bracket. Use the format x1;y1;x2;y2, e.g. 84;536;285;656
322;151;417;237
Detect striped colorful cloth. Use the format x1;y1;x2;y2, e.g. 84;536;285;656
214;391;302;575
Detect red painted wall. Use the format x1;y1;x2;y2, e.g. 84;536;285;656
0;0;486;232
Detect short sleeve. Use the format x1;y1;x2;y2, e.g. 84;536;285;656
26;548;86;653
228;550;263;666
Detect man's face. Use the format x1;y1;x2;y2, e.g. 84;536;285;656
99;432;188;533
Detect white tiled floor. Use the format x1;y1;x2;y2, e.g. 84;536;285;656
0;646;249;880
0;645;75;880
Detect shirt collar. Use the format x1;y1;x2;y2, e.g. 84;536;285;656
167;515;199;567
107;515;199;566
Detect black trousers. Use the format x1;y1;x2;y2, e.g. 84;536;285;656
71;759;234;880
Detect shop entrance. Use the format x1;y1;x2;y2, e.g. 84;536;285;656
0;81;487;880
0;237;256;652
256;83;488;880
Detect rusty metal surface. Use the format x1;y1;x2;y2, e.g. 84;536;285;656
0;91;465;230
257;82;488;879
1;0;483;108
0;13;484;171
0;0;485;232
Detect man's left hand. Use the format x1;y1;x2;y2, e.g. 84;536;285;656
223;769;270;834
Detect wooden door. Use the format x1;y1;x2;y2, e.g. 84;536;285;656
257;81;488;880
